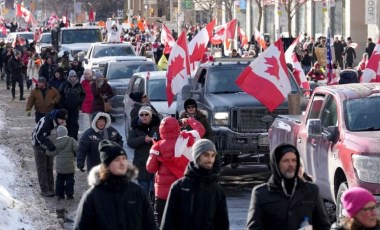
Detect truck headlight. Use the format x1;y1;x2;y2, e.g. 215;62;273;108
352;155;380;183
214;112;229;126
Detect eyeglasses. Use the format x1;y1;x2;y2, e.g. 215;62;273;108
361;205;378;213
186;105;196;109
139;113;150;117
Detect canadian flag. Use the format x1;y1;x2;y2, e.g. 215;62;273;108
47;13;59;29
166;30;190;107
18;5;37;26
236;39;292;112
89;7;95;22
255;28;267;50
0;17;6;36
238;27;249;47
210;19;237;45
284;36;310;93
188;19;215;72
161;24;176;54
361;38;380;83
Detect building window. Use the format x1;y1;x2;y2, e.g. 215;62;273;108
296;3;306;35
264;5;275;38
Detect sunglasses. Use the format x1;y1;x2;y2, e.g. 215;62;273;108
139;113;150;117
187;105;196;109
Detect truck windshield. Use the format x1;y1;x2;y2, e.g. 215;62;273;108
93;46;135;58
206;67;246;93
62;29;102;44
148;79;176;101
344;96;380;131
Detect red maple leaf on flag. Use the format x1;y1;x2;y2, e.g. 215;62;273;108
189;42;206;64
264;56;280;80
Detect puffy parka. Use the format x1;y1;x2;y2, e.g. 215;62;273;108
146;117;205;200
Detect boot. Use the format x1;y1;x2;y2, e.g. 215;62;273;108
20;97;25;101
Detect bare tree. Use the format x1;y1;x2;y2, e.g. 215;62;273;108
281;0;309;37
253;0;263;30
192;0;218;22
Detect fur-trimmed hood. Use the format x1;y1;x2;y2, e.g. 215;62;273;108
91;112;111;132
87;163;138;187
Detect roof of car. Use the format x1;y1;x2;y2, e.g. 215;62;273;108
317;83;380;100
91;42;133;47
133;71;166;79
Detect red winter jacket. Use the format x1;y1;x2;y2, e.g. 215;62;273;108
146;117;205;200
81;80;94;113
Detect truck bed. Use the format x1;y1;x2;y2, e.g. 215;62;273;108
269;114;303;150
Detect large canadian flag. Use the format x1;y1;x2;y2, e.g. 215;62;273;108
188;19;215;72
166;30;190;107
285;35;310;93
16;4;37;26
236;39;291;112
361;38;380;83
238;27;248;47
161;24;176;54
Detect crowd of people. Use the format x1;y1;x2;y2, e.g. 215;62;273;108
1;19;379;229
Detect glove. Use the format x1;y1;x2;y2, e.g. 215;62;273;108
26;110;31;116
101;94;108;100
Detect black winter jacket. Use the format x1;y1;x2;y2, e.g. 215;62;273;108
127;115;160;181
77;112;123;172
39;63;56;82
74;165;156;230
247;143;331;230
8;55;23;78
31;110;61;150
160;162;229;230
58;80;86;110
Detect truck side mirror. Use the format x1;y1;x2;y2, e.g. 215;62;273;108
306;119;322;137
84;58;88;64
325;126;339;143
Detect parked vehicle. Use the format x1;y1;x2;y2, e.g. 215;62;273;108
123;71;176;138
6;32;34;44
35;33;52;54
104;58;157;118
178;58;308;168
51;25;102;61
269;83;380;220
83;42;137;72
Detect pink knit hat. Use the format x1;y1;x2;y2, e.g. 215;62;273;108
341;187;377;218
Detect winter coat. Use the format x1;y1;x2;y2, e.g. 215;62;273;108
161;162;229;230
366;42;376;57
46;135;77;174
81;79;94;113
39;63;55;82
91;78;113;113
246;144;331;230
179;110;213;141
27;58;41;83
127;115;160;181
70;64;84;79
74;165;156;230
344;46;356;64
77;112;123;172
48;73;66;91
146;117;206;200
339;69;359;84
58;80;86;110
26;86;61;114
31;110;63;151
8;55;23;79
333;41;344;59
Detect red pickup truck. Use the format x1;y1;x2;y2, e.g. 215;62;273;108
269;83;380;219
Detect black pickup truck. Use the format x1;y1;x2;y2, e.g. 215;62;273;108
177;58;308;168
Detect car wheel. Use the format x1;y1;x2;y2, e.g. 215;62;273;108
336;181;348;223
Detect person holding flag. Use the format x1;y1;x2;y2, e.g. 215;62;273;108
146;116;205;227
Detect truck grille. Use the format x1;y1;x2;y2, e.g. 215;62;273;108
231;108;288;132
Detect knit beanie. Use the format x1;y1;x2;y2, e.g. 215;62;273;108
99;140;127;166
68;70;77;77
56;125;68;138
138;106;152;117
56;109;68;120
191;139;217;163
94;69;103;79
38;77;47;84
184;99;197;110
341;187;377;218
273;144;298;166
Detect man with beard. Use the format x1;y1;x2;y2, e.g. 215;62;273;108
246;143;330;230
160;139;229;230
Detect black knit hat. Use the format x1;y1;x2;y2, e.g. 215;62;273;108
99;140;127;166
184;99;197;110
55;109;68;120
